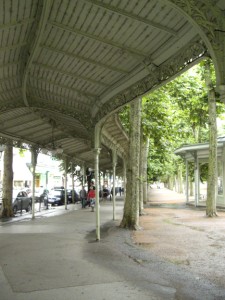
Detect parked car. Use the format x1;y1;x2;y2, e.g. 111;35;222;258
47;189;65;206
67;189;80;203
48;187;80;206
12;190;32;214
35;188;49;205
23;187;32;196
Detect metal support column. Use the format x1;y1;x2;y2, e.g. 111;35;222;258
31;147;38;220
94;147;101;241
112;150;117;220
94;123;101;241
64;157;68;210
185;159;189;203
194;153;199;206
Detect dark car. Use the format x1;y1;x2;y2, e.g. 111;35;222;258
67;189;80;203
47;189;65;206
12;190;32;214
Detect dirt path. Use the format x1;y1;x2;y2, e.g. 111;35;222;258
132;187;225;288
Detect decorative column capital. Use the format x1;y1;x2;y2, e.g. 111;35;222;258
94;148;101;155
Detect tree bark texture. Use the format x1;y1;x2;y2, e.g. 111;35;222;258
143;138;149;204
205;61;217;217
139;130;144;214
120;98;142;229
0;143;13;218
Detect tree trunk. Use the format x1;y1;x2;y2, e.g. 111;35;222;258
139;130;144;214
120;98;142;229
143;138;149;204
205;61;217;217
0;143;13;218
168;175;174;190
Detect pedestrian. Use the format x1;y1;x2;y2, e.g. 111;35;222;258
85;186;95;207
79;186;87;208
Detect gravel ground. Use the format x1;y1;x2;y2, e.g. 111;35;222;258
129;188;225;298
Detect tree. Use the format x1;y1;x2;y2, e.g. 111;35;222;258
203;60;217;217
119;62;225;210
0;143;14;218
120;98;142;229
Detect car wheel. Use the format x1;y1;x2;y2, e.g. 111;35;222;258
13;206;17;214
26;204;31;212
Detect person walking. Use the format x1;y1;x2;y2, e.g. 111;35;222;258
79;186;87;208
85;186;95;207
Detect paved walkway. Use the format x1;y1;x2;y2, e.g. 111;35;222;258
0;191;225;299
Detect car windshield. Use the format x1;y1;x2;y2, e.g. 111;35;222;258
12;190;23;199
52;190;62;196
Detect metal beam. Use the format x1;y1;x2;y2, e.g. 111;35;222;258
30;77;96;99
83;0;177;36
0;42;27;52
42;45;129;74
0;76;20;84
0;116;40;130
28;94;90;113
12;123;49;135
50;21;147;60
0;61;20;69
22;0;52;107
0;97;23;108
0;87;21;95
33;62;110;87
0;18;35;30
29;87;91;108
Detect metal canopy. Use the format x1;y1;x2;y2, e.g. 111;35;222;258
0;0;224;171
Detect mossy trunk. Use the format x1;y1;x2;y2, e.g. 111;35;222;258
205;61;217;217
139;131;144;214
120;98;142;229
143;138;149;204
0;143;13;218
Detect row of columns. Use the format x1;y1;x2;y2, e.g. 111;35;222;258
184;154;200;206
30;140;125;241
95;147;119;241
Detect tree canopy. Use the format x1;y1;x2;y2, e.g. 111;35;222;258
119;61;225;184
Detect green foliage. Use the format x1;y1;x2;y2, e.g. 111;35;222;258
119;61;225;184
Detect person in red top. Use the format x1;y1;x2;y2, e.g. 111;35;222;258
85;186;95;207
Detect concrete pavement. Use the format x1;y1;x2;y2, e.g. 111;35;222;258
0;192;225;299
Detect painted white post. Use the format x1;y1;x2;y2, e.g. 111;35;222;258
94;147;101;241
94;123;102;241
64;157;68;210
112;150;117;220
31;147;38;220
185;159;189;203
194;153;199;206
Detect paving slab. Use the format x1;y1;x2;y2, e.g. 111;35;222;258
0;193;225;299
